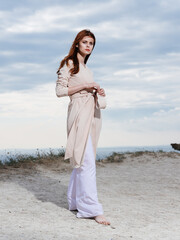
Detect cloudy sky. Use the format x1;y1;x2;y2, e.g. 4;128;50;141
0;0;180;149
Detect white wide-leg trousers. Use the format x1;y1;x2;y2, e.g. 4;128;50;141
67;135;103;218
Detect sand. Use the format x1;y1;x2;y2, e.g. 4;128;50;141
0;152;180;240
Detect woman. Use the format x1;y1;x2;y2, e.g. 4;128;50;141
56;29;110;225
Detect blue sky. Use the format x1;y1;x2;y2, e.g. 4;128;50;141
0;0;180;148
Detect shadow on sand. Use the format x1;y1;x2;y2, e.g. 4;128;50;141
1;169;72;211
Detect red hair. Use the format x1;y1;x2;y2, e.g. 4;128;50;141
57;29;96;75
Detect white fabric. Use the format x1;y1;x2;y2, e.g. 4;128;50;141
96;94;107;109
67;135;103;218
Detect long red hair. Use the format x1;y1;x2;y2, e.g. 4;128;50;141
57;29;96;75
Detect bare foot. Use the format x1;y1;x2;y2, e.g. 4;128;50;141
94;215;110;225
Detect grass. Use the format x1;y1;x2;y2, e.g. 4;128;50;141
1;149;179;169
100;152;126;163
0;148;65;169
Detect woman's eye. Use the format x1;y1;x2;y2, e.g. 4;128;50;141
82;41;93;45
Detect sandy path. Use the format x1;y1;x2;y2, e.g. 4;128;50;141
0;153;180;240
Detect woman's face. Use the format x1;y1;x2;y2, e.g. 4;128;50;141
77;36;94;56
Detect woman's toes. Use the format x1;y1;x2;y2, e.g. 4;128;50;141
94;215;110;225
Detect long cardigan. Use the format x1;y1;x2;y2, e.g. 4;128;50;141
55;60;102;168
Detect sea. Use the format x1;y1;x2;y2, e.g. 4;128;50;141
0;144;177;164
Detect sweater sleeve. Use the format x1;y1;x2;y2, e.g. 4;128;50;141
55;62;72;97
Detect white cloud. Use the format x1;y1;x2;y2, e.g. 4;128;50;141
90;17;171;42
113;66;180;84
0;51;16;56
10;62;50;74
0;83;69;148
2;1;122;34
100;107;180;146
0;62;52;87
6;7;70;33
159;0;180;11
106;89;157;109
0;118;68;149
0;83;68;118
0;0;180;148
120;107;180;133
1;82;178;148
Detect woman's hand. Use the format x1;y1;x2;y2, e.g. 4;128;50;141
97;88;106;96
68;82;101;96
86;82;100;91
84;83;105;96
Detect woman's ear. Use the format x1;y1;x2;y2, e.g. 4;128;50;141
76;44;78;48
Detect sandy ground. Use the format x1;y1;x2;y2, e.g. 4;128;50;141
0;152;180;240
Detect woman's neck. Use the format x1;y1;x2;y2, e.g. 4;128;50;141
77;52;86;65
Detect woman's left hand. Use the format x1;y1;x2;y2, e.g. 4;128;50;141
97;88;106;96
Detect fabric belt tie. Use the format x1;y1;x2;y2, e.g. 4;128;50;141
70;91;94;100
70;91;107;109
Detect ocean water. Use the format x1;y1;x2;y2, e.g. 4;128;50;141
96;145;178;160
0;145;177;163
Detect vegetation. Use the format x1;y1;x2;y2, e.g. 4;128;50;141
0;148;179;169
0;148;65;169
100;152;126;163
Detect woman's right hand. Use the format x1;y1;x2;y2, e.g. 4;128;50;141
85;82;100;91
68;82;100;96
